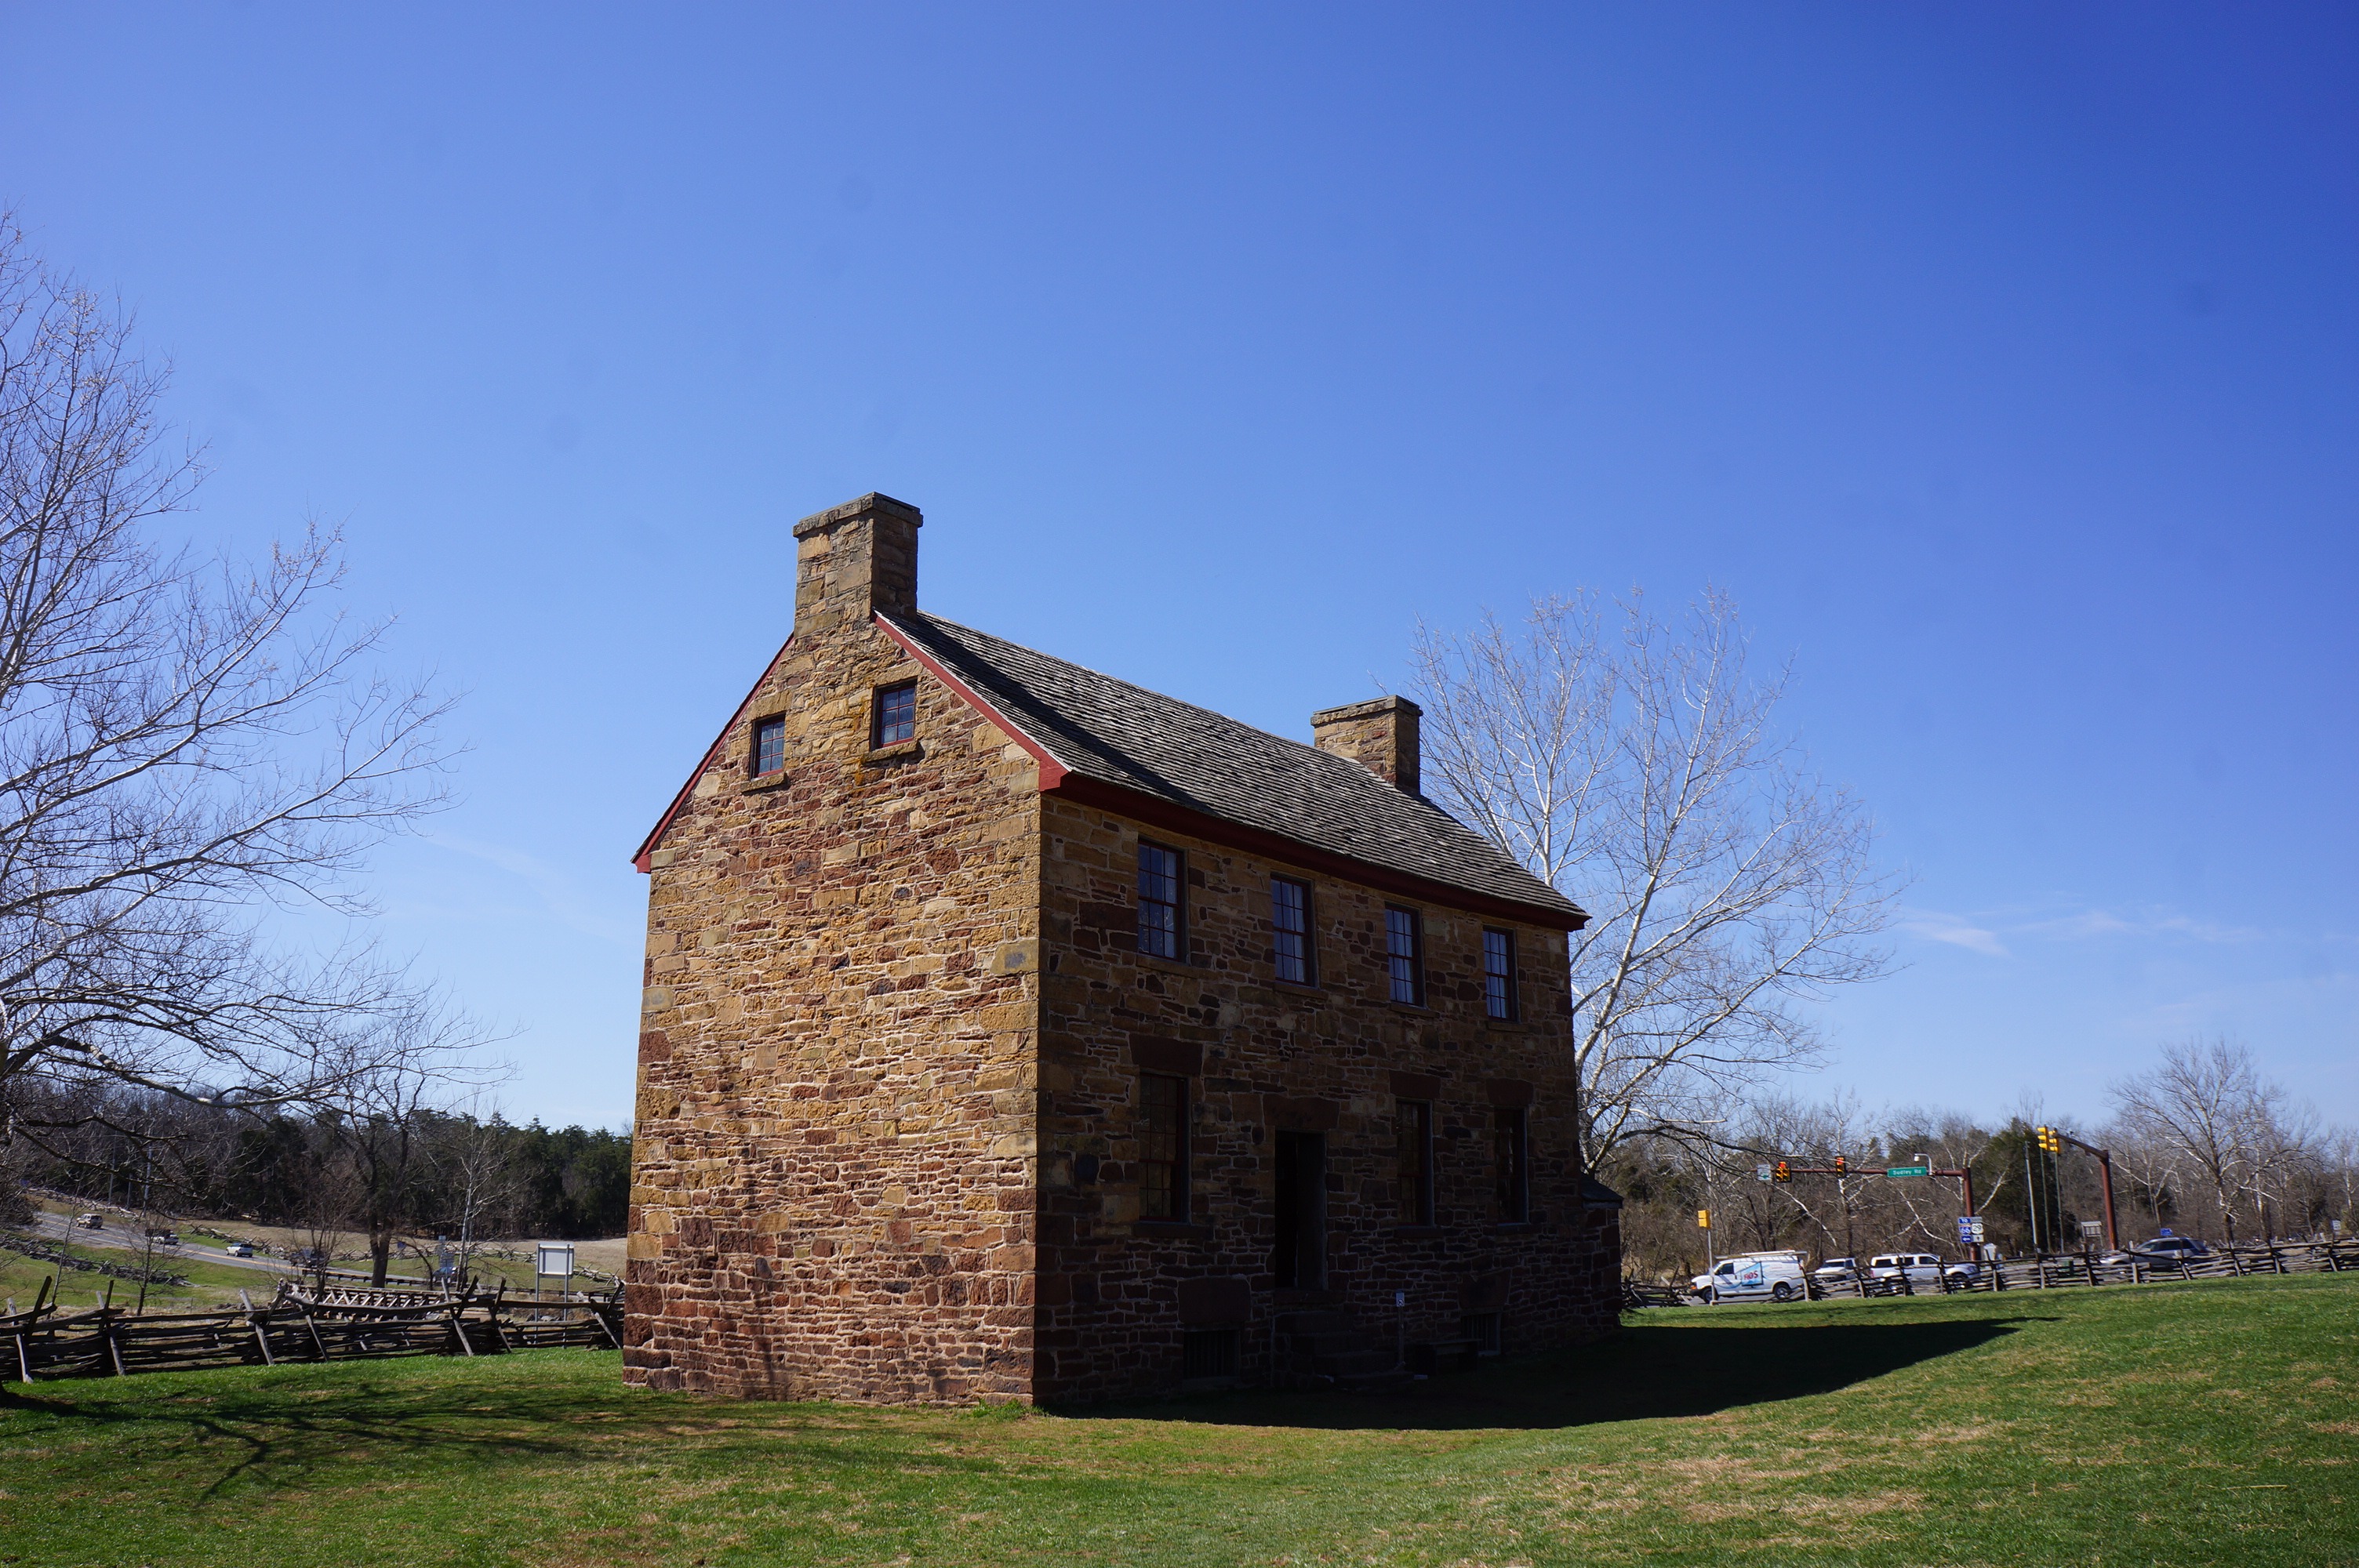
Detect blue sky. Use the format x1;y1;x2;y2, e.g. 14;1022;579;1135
4;5;2352;1131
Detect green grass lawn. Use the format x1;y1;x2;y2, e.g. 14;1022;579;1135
1;1274;2352;1566
2;1237;271;1315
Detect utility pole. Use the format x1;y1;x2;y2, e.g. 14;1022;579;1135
2025;1141;2041;1255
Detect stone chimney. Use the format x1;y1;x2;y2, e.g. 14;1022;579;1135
1310;695;1422;794
791;492;923;636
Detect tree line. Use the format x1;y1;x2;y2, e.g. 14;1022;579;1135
6;1077;629;1251
1605;1037;2354;1281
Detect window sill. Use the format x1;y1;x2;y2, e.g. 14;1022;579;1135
1386;1001;1439;1018
1482;1016;1529;1031
1271;978;1328;997
860;740;923;767
1491;1221;1538;1235
739;771;793;794
1129;949;1202;978
1390;1225;1448;1240
1131;1220;1212;1239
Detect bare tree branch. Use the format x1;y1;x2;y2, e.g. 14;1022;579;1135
1412;589;1902;1166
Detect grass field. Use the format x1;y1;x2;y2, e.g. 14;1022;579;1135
1;1273;2353;1566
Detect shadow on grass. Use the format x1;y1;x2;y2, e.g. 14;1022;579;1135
1070;1316;2032;1431
0;1352;1014;1500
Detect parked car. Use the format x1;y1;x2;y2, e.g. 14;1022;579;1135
1692;1251;1808;1304
75;1212;105;1230
2120;1236;2212;1267
1867;1253;1947;1287
1812;1256;1863;1283
225;1241;256;1258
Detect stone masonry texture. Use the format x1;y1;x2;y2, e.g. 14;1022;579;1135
626;493;1621;1406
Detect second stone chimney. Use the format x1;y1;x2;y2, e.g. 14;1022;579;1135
1310;695;1422;794
791;492;923;636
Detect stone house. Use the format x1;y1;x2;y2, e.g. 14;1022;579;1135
623;492;1623;1405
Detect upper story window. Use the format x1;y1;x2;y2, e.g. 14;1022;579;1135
752;716;786;776
1270;875;1314;985
1483;927;1518;1021
873;681;918;748
1140;1073;1189;1220
1384;905;1424;1006
1137;840;1184;960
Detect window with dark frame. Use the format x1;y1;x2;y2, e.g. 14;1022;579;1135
1137;841;1183;960
1140;1073;1188;1221
1482;928;1518;1020
752;716;786;777
1270;875;1314;985
872;681;918;748
1492;1106;1528;1222
1384;906;1424;1006
1396;1099;1434;1225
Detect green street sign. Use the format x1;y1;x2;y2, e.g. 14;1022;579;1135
1886;1165;1932;1178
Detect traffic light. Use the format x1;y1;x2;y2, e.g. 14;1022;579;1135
1833;1154;1848;1176
1696;1209;1710;1229
2036;1126;2063;1154
1773;1160;1791;1184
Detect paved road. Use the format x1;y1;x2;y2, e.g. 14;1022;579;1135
27;1210;297;1277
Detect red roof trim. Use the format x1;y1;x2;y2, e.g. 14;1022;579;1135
1047;772;1587;931
874;612;1070;789
631;635;793;873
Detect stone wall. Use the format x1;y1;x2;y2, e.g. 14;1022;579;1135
1033;793;1617;1403
624;498;1045;1403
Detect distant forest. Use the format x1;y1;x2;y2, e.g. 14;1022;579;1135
7;1080;630;1243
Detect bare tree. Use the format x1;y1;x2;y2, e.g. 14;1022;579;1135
0;214;465;1125
2110;1038;2290;1243
427;1100;521;1284
1411;590;1899;1165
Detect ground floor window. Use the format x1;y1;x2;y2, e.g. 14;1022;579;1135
1182;1328;1241;1381
1462;1312;1502;1356
1493;1106;1528;1221
1141;1073;1189;1220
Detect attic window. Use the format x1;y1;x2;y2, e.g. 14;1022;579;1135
753;717;786;776
873;681;918;747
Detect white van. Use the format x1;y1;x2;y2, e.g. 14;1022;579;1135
1691;1250;1808;1304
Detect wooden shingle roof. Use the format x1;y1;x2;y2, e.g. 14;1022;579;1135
882;612;1586;928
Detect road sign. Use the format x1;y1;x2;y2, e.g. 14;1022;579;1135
1755;1163;1772;1182
1957;1215;1986;1245
1886;1165;1931;1178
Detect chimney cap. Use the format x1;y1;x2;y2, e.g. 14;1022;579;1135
1310;694;1422;728
792;491;924;539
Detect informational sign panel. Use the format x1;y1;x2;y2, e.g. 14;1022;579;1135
1957;1215;1986;1245
1886;1165;1931;1178
536;1243;576;1279
2080;1219;2104;1240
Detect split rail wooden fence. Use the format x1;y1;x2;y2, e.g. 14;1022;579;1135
2;1278;623;1382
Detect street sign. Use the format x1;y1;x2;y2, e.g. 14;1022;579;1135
1886;1165;1931;1178
2079;1219;2103;1240
1755;1164;1772;1183
1957;1215;1986;1245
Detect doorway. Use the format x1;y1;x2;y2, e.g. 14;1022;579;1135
1272;1130;1327;1289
